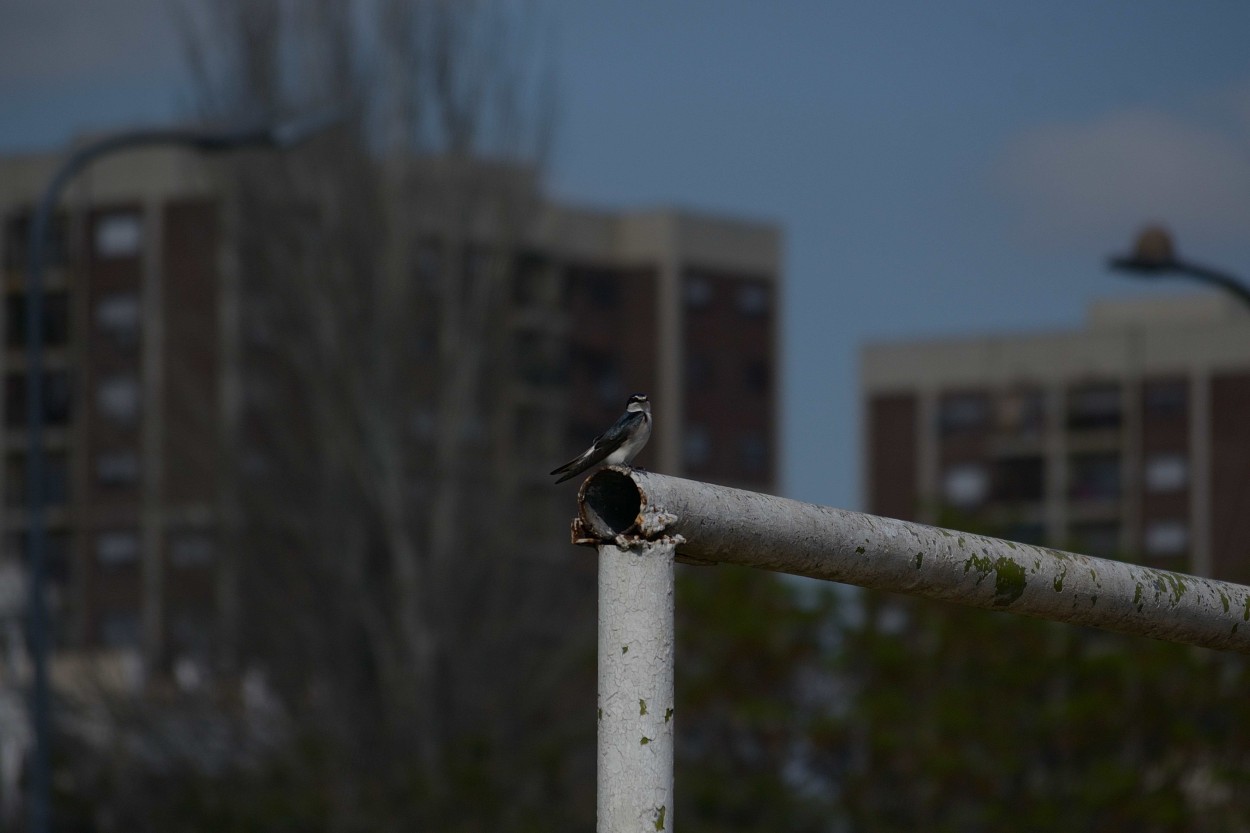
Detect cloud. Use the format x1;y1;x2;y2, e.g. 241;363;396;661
994;97;1250;249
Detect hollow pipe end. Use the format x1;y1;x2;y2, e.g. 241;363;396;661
574;467;717;565
576;466;645;541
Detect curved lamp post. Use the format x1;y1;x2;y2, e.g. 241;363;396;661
1108;225;1250;309
23;110;342;833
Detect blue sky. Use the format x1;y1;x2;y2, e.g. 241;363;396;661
4;1;1250;510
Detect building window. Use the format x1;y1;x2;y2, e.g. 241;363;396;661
6;374;25;427
516;333;542;384
512;253;548;306
3;370;71;425
1070;521;1120;558
97;374;140;424
45;371;72;425
687;354;715;390
512;406;542;449
411;407;435;441
96;450;139;487
1068;452;1121;501
942;462;989;508
93;211;143;259
6;291;70;348
578;349;622;407
744;359;770;394
1067;383;1121;430
6;456;24;507
94;292;141;345
171;614;212;659
739;432;768;475
1143;380;1187;419
413;239;443;292
46;452;69;505
996;389;1045;436
170;532;214;568
938;392;989;435
685;276;714;309
992;456;1044;502
460;246;499;305
1003;523;1046;546
4;212;68;269
242;449;271;479
597;375;624;408
4;296;20;349
515;332;565;387
5;370;72;427
684;424;711;468
1144;520;1189;557
737;282;770;318
5;452;69;507
96;530;139;567
1144;453;1188;493
584;272;620;309
6;531;70;584
99;609;141;649
459;414;486;445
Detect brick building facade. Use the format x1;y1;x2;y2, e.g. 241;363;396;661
862;296;1250;582
0;143;782;665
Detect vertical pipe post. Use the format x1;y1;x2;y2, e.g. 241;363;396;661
597;540;675;832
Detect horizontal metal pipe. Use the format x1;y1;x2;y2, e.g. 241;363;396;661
575;467;1250;654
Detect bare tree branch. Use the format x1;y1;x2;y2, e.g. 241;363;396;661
157;1;592;824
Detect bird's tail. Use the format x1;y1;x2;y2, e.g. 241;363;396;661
550;454;583;482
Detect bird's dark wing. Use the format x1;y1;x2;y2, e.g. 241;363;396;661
550;442;615;483
593;408;642;448
549;410;641;482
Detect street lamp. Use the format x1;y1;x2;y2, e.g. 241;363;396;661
1108;224;1250;310
23;110;343;833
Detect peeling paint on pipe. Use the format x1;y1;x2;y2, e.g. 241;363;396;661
577;467;1250;654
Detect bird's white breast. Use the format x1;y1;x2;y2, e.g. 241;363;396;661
604;415;651;466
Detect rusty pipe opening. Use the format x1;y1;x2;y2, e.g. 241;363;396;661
578;467;645;539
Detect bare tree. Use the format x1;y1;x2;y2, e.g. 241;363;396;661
159;0;592;825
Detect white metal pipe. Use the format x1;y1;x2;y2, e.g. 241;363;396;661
576;467;1250;654
597;540;676;833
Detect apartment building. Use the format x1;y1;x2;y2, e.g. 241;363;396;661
0;142;783;663
545;205;780;492
862;295;1250;583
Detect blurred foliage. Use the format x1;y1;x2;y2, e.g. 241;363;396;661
51;553;1250;831
835;594;1250;831
51;555;1250;825
53;697;597;833
675;565;838;832
674;560;1250;832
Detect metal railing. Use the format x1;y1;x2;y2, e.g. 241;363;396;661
574;465;1250;832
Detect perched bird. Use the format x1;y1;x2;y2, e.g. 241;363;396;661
551;394;652;484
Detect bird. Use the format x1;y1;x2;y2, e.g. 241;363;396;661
551;393;652;484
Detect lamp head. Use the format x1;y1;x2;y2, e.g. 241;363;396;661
1109;224;1178;275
